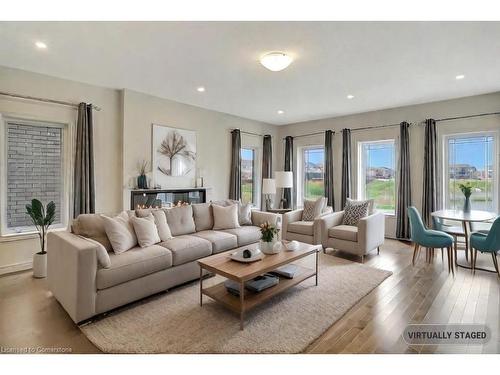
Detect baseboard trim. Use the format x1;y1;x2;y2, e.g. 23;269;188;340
0;260;32;276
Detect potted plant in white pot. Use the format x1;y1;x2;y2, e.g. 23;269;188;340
259;221;280;254
25;199;56;278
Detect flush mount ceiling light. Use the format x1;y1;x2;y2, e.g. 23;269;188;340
347;94;354;99
277;110;284;115
260;52;293;72
196;86;206;92
35;41;47;49
455;74;465;80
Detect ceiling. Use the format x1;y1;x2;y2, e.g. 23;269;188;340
1;21;500;125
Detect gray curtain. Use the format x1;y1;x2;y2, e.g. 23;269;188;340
283;136;293;209
262;135;272;209
341;128;352;209
396;122;411;239
422;119;437;227
73;103;95;218
324;130;335;210
229;129;241;201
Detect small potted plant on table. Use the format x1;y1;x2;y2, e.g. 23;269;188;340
25;199;56;278
259;221;280;254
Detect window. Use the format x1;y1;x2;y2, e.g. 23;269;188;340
240;148;256;204
358;140;396;214
302;146;325;201
2;119;66;234
444;132;497;212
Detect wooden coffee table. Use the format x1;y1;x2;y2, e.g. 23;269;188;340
198;242;321;330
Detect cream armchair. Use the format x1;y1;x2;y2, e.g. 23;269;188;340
318;210;385;262
282;206;333;245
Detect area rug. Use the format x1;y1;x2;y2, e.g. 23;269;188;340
80;253;391;353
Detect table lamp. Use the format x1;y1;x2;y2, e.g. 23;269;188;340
262;178;276;210
275;171;293;209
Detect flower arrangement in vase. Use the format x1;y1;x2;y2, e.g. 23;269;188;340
458;182;472;212
259;221;280;254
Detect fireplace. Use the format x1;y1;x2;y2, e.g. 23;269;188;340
130;188;207;209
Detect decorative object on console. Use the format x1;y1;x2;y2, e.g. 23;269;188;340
259;221;280;254
275;171;293;209
152;124;196;186
25;198;56;278
262;178;276;211
459;182;473;213
137;159;149;189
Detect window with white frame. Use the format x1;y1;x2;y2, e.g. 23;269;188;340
240;148;256;205
1;118;66;234
444;132;498;212
358;140;396;214
301;146;325;202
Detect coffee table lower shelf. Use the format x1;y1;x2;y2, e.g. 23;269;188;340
201;265;316;327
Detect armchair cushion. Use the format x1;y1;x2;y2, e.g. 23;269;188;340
329;225;358;242
287;221;314;236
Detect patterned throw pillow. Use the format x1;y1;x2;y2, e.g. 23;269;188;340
302;197;327;221
342;199;371;226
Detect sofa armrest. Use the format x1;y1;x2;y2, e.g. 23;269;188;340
317;211;345;247
282;209;304;238
358;211;385;252
47;231;99;323
251;210;279;228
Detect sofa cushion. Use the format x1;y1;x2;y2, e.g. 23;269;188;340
96;245;172;290
287;221;314;236
223;226;261;246
192;203;213;232
192;230;238;254
158;235;212;266
329;225;358;242
164;205;196;236
72;214;112;251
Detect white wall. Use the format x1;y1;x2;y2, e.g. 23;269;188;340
276;92;500;238
0;67;276;274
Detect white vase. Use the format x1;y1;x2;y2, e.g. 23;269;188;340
170;155;184;176
260;239;278;254
33;253;47;278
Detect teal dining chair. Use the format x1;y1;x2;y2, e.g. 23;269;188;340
408;206;455;274
470;216;500;277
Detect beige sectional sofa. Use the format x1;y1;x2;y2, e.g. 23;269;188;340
47;203;278;323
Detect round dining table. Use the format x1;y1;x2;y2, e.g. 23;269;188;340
431;209;497;272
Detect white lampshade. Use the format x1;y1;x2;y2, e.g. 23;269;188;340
275;171;293;188
262;178;276;195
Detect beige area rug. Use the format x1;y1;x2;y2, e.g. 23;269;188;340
80;253;392;353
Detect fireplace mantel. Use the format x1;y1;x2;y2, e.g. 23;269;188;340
130;187;211;209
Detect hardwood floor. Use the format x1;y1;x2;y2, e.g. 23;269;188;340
0;239;498;354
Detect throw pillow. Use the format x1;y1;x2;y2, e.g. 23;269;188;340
239;202;253;225
164;205;196;236
212;204;240;230
346;198;375;215
342;199;371;226
151;210;173;241
302;197;327;221
101;211;138;254
192;203;214;231
78;236;111;268
130;214;161;248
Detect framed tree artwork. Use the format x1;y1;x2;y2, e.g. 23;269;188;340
152;124;197;187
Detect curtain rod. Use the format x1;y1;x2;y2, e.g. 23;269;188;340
0;91;102;111
230;128;270;137
282;130;331;140
434;111;500;123
350;122;403;132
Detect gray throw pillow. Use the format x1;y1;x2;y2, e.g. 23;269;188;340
302;197;327;221
342;199;371;226
239;202;253;225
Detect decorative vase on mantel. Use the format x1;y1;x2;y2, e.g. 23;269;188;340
137;174;148;189
463;195;471;213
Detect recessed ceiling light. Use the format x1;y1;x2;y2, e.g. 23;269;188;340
260;52;293;72
196;86;205;92
347;94;354;99
455;74;465;80
35;41;47;49
277;110;284;115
